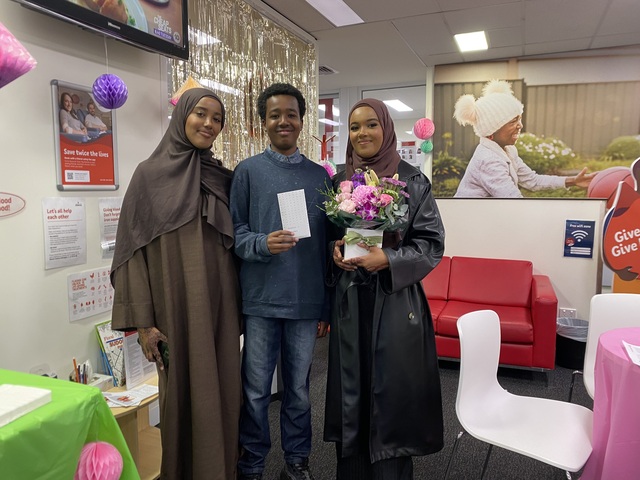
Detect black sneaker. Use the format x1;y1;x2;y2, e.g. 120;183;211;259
279;459;315;480
238;473;262;480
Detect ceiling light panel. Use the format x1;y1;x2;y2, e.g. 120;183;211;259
305;0;364;27
383;99;413;112
454;31;488;52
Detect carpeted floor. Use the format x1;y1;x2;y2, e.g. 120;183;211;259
261;335;593;480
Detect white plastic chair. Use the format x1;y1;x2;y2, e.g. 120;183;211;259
568;293;640;402
443;310;593;480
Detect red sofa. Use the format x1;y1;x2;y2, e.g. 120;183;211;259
422;255;558;370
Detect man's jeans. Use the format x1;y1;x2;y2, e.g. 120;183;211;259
238;316;318;474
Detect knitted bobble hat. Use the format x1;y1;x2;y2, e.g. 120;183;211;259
453;79;523;137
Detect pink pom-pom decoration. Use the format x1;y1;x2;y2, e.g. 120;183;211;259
320;160;337;177
92;74;128;110
0;21;37;90
413;118;435;140
420;140;433;154
74;441;123;480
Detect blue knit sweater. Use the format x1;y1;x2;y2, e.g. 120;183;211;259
230;148;331;320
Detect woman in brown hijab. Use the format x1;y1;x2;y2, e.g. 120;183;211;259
324;99;445;479
111;88;241;480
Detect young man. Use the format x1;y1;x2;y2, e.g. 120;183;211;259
230;83;330;480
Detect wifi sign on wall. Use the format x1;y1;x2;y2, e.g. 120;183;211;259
564;221;596;258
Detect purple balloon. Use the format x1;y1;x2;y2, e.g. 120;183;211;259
92;74;128;109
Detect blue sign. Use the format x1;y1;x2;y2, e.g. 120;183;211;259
564;220;595;258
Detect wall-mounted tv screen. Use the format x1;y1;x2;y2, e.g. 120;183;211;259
14;0;189;61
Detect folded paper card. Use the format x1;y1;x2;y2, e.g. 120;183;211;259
343;228;383;260
277;189;310;239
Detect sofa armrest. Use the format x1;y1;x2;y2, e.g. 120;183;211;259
531;274;558;369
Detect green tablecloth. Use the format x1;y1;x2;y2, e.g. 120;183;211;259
0;369;139;480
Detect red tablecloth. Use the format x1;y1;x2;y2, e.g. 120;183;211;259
581;327;640;479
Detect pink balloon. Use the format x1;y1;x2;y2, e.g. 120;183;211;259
0;21;37;90
74;442;123;480
413;118;435;140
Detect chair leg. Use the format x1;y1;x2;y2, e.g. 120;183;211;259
480;444;493;480
442;431;464;480
568;370;582;403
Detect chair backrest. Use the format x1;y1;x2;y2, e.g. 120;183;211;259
456;310;504;428
584;293;640;397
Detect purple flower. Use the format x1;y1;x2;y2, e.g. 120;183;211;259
382;177;407;188
358;202;378;221
351;171;365;188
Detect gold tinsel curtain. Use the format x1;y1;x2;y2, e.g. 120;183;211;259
170;0;319;170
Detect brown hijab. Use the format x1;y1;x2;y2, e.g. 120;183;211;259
345;98;401;179
111;88;234;282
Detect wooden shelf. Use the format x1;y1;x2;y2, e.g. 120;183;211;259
109;378;161;480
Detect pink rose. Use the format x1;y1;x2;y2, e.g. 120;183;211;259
339;181;353;194
338;199;357;214
336;192;352;203
379;194;393;207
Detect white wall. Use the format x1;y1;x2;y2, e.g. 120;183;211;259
436;198;606;319
0;2;167;377
434;55;640;85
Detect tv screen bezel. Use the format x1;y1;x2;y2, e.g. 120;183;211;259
14;0;189;61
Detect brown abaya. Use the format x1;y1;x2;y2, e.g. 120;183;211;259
111;88;241;480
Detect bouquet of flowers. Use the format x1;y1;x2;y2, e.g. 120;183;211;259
322;168;410;250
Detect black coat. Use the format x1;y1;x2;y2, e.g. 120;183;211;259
324;161;445;462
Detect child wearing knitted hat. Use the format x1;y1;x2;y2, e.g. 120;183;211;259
453;79;596;198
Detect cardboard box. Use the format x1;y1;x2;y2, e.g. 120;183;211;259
89;374;114;392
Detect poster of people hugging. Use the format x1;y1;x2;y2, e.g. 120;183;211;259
51;79;119;191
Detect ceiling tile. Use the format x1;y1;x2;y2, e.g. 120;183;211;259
487;27;523;49
346;0;441;23
524;38;592;56
444;3;523;33
591;32;640;49
462;45;524;63
315;22;427;90
597;0;640;35
393;14;457;57
261;0;333;32
524;0;608;43
441;0;521;10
